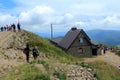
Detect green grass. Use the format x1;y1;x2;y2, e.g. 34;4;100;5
90;61;120;80
53;72;67;80
0;64;50;80
116;51;120;56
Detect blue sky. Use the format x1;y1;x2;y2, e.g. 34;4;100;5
0;0;120;37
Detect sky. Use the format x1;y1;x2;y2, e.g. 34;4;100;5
0;0;120;37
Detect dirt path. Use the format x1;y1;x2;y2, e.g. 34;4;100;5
84;51;120;67
0;32;25;72
0;32;14;47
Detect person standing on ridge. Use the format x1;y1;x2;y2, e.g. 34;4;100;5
12;23;16;32
17;23;21;32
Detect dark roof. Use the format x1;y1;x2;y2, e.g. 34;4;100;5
58;29;91;49
91;40;99;46
51;37;63;44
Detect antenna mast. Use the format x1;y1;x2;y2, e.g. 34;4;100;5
51;24;53;39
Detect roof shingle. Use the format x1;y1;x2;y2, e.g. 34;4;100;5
58;29;82;49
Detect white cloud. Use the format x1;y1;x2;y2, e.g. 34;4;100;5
74;3;103;11
83;14;120;30
18;5;54;32
70;2;105;16
104;15;120;24
64;13;74;21
0;13;17;26
53;13;74;24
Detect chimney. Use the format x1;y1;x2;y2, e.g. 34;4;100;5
71;27;77;31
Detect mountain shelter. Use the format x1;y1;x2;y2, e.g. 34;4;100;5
51;27;102;57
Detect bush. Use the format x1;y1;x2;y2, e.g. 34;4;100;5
21;73;50;80
116;51;120;56
53;72;67;80
94;73;100;80
34;74;50;80
80;62;89;67
37;60;46;64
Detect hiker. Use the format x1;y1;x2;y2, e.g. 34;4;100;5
118;66;120;70
12;23;16;32
23;43;30;63
1;27;3;32
103;48;107;54
17;23;21;32
4;26;6;31
8;26;12;31
32;47;39;60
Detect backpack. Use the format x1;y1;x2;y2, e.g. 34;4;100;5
32;48;39;56
23;48;26;53
32;48;38;53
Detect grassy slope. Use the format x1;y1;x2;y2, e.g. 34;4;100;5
1;31;120;80
1;64;50;80
25;31;80;63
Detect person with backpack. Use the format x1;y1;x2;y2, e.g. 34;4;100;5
118;66;120;70
12;23;16;32
23;43;30;63
32;47;39;60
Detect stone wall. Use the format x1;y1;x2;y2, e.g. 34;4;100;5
68;46;92;57
67;33;92;57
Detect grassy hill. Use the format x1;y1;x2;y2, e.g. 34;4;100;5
0;30;120;80
25;31;80;63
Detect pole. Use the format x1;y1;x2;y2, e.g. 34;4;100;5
51;24;53;39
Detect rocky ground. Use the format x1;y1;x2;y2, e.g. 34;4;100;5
50;63;97;80
0;31;26;76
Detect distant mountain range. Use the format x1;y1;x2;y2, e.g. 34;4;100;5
37;29;120;46
86;30;120;46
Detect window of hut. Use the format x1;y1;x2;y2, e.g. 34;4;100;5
79;37;83;43
78;48;83;53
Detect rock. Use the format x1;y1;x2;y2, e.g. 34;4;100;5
51;77;59;80
0;73;3;78
2;65;8;71
87;68;93;72
14;69;19;75
58;64;97;80
54;67;59;72
17;56;24;62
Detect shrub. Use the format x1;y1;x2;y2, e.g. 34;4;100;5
37;60;46;64
34;74;50;80
53;72;67;80
116;51;120;56
80;62;89;67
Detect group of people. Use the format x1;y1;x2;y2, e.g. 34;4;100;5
23;43;39;63
0;23;21;32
